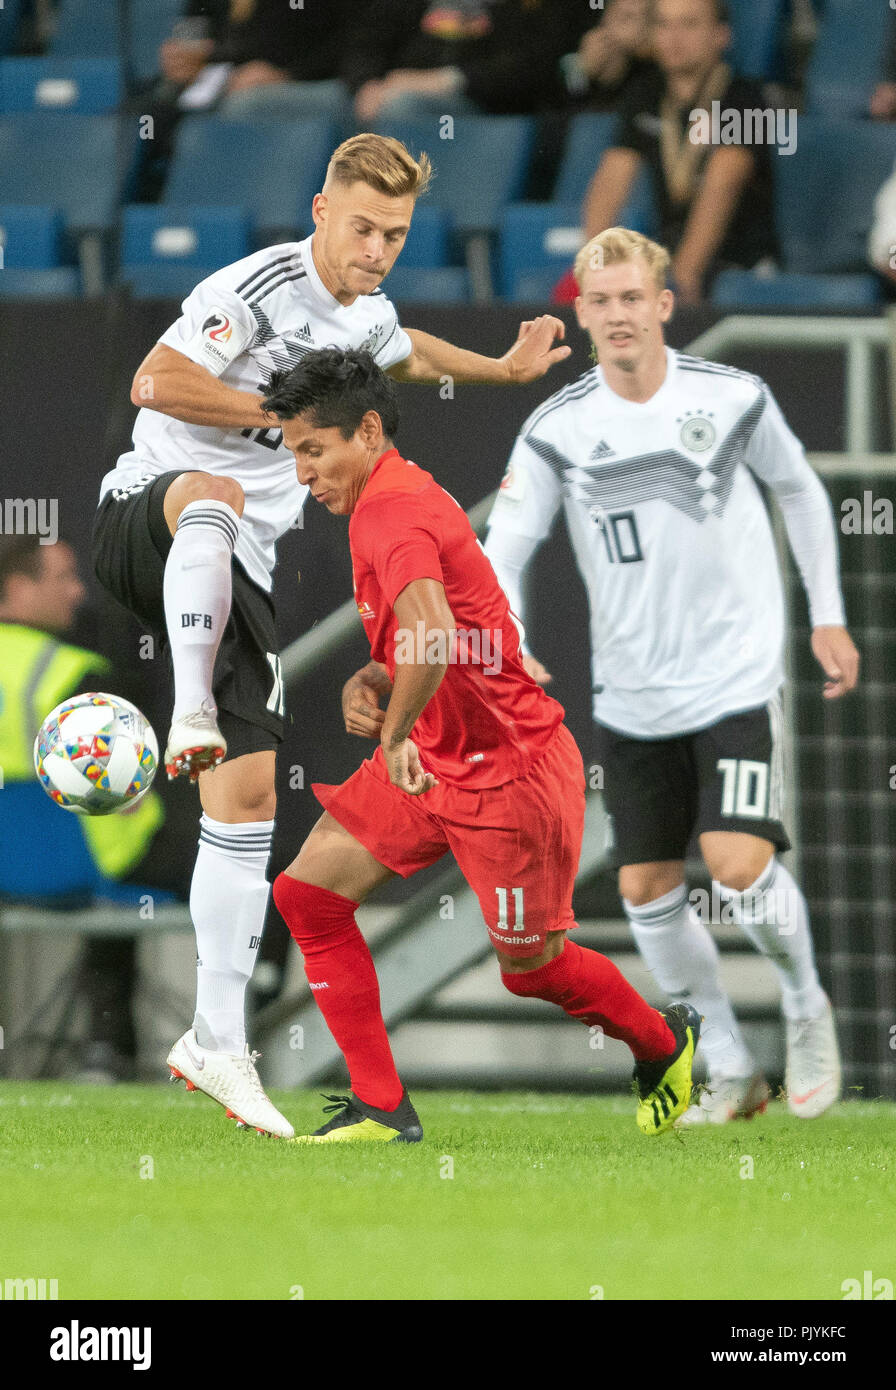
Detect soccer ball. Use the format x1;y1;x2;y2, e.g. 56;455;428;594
34;692;159;815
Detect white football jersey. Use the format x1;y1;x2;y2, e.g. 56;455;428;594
99;236;413;592
485;348;845;738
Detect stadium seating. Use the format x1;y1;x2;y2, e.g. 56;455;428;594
775;118;896;273
498;203;582;300
805;0;894;117
373;117;535;236
399;205;453;269
119;263;217;300
726;0;789;81
379;266;471;303
552;112;657;234
162;116;337;242
121;205;251;272
0;113;130;238
0;205;64;267
0;57;122;113
711;267;883;309
49;0;183;86
0;266;81;296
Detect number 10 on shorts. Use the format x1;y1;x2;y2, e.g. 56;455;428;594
496;886;525;931
717;757;769;818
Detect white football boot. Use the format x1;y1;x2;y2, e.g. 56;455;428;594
164;698;226;781
785;997;842;1118
167;1029;294;1138
676;1071;770;1127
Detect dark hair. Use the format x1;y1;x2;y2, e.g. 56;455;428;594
0;533;44;599
261;348;400;441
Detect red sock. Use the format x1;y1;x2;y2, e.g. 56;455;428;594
501;939;675;1061
272;874;404;1110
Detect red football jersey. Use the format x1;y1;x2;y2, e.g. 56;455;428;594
348;448;564;787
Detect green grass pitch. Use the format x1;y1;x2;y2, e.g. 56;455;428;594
1;1082;893;1301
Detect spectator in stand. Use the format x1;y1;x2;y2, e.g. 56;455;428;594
557;0;655;112
0;536;169;1082
868;158;896;297
554;0;778;305
347;0;572;122
869;8;896;121
134;0;354;201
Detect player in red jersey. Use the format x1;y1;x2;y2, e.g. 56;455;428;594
264;348;700;1141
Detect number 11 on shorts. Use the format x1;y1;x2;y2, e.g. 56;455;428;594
496;886;525;932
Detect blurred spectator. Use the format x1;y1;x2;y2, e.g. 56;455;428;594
555;0;778;305
346;0;572;122
134;0;354;201
869;8;896;121
557;0;655;112
868;157;896;295
0;535;167;1081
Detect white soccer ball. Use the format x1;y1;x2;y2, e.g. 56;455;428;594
33;692;159;815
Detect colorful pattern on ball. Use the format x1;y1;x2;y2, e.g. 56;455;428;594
33;692;159;815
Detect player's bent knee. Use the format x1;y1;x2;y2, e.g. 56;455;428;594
707;848;775;895
619;864;684;907
496;930;566;980
163;471;245;532
272;872;357;948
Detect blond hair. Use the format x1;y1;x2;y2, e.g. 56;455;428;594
324;133;432;200
574;227;671;292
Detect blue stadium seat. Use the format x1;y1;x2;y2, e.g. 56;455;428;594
163;116;337;240
400;205;453;268
49;0;184;85
0;57;122;113
498;203;582;299
122;205;251;271
0;206;64;266
805;0;894;117
0;266;81;296
775;118;896;273
552;112;657;233
0;114;131;236
711;268;883;309
380;266;471;303
726;0;788;81
120;263;221;300
0;0;25;58
373;117;535;235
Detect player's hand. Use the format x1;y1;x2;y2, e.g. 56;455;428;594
501;316;572;383
382;738;438;795
522;653;553;686
811;625;860;699
342;676;386;738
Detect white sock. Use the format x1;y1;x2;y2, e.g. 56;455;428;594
719;858;827;1022
163;498;240;722
190;813;274;1053
624;883;755;1078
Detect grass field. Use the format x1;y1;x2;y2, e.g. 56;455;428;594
0;1082;893;1301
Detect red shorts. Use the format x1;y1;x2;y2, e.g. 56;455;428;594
312;723;585;958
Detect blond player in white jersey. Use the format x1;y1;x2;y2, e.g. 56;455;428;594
484;228;860;1126
92;134;571;1137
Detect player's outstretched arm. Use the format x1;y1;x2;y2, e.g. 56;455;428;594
130;344;271;429
342;661;392;738
380;578;455;795
387;319;571;386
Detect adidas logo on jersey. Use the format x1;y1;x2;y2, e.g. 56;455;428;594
292;322;314;344
589;439;616;460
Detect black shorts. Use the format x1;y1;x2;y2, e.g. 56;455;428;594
593;701;791;867
91;470;284;760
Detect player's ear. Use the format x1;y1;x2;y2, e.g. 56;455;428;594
359;410;382;444
573;295;587;330
658;287;675;322
311;193;327;228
